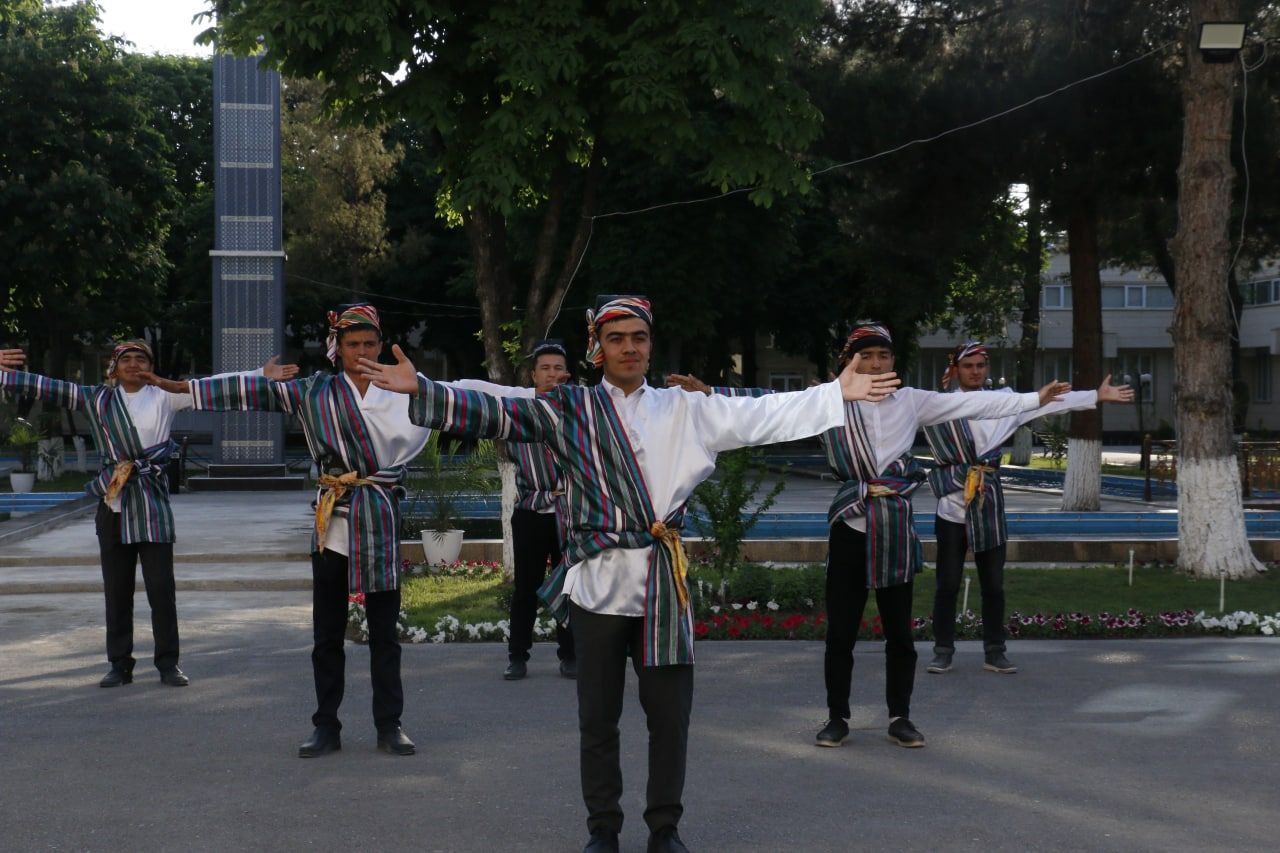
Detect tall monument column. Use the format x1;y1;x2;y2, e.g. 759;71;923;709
191;54;301;490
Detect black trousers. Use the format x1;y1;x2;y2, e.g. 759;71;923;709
311;548;404;733
931;516;1008;653
95;502;179;672
570;602;693;835
509;509;575;662
823;522;917;720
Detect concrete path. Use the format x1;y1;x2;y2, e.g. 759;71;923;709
0;591;1275;851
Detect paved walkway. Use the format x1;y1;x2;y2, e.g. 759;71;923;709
1;591;1275;851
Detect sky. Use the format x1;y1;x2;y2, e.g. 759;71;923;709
92;0;212;56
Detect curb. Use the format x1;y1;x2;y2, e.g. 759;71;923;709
0;495;98;546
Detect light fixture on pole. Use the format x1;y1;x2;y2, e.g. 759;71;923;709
1199;22;1246;64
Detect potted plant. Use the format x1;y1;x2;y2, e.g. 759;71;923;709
36;412;64;481
409;432;497;566
7;419;40;493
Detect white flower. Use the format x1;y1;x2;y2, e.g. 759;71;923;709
766;600;779;611
746;601;757;611
1263;625;1275;636
710;606;721;614
731;603;743;611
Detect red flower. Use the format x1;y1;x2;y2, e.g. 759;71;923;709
348;593;366;606
782;614;806;631
728;626;741;638
695;622;709;637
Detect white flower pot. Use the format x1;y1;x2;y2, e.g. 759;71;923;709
10;472;36;493
421;529;464;566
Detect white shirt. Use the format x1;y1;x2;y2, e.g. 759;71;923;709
563;377;846;616
934;388;1098;525
834;387;1042;532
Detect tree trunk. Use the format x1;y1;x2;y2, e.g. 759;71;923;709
1061;198;1103;511
463;205;517;385
1170;0;1264;579
1010;180;1043;466
498;457;517;581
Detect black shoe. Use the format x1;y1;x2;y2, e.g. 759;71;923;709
298;727;342;758
159;667;189;687
559;657;578;679
503;659;528;680
814;718;849;748
647;826;690;853
984;651;1018;674
887;717;926;748
926;651;953;674
99;668;132;688
583;829;620;852
377;726;416;756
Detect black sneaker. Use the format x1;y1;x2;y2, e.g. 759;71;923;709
984;652;1018;674
559;657;578;679
99;668;132;688
503;659;527;680
926;651;953;674
814;718;849;748
887;717;926;748
647;826;690;853
583;829;620;852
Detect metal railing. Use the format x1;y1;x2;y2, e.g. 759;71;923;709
1141;435;1280;501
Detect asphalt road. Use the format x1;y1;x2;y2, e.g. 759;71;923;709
1;591;1276;852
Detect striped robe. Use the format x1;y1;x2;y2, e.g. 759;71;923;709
0;371;177;543
187;372;406;593
923;419;1006;553
408;375;845;666
508;440;562;512
820;404;926;589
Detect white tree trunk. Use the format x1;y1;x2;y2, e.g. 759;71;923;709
1177;456;1265;578
498;456;517;581
1060;437;1101;511
1009;426;1033;466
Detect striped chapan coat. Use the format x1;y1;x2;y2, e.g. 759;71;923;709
0;371;178;543
188;372;408;593
408;375;845;667
923;418;1007;553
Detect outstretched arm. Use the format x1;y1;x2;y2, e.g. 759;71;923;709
913;382;1054;427
0;367;95;412
0;349;25;370
141;356;301;412
358;345;553;442
1014;375;1133;426
666;374;772;398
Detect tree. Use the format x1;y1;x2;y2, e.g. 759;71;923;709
1170;0;1266;579
206;0;825;383
0;1;173;375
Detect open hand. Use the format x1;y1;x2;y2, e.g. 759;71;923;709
137;371;187;394
838;354;900;402
665;373;712;395
357;344;420;395
1038;380;1072;407
1097;374;1134;403
0;348;25;371
262;355;300;381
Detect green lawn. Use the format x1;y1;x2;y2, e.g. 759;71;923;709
1001;453;1146;478
399;565;1280;631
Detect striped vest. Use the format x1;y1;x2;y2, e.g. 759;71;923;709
0;371;177;543
189;372;406;593
923;419;1006;553
409;378;694;667
821;402;925;589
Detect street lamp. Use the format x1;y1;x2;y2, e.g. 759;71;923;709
1199;22;1246;63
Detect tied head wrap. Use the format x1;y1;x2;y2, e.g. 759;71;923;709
530;338;568;361
940;340;989;389
106;340;154;383
837;321;893;368
326;304;382;365
585;295;653;367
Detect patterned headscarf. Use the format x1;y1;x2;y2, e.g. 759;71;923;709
940;340;989;389
585;295;653;367
326;303;382;365
106;340;154;384
837;321;893;368
530;339;568;361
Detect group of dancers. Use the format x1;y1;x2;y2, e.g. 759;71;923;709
0;297;1130;853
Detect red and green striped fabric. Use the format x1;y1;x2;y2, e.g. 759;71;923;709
507;440;562;512
188;372;406;593
922;419;1007;553
409;376;694;667
1;370;177;543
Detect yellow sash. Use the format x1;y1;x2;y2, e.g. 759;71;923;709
103;461;136;504
650;520;690;609
315;472;376;542
964;464;997;508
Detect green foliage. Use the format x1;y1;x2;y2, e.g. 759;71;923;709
6;419;40;473
407;433;498;538
689;449;785;597
1035;415;1070;469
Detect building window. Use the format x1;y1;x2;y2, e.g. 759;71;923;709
1124;285;1146;308
1041;354;1073;386
1042;285;1071;309
1116;353;1155;403
1102;286;1125;308
769;373;804;392
1255;352;1273;403
1146;286;1174;308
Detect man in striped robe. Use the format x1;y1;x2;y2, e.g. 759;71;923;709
357;296;901;853
923;341;1132;676
503;339;577;681
0;342;295;688
811;323;1069;751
